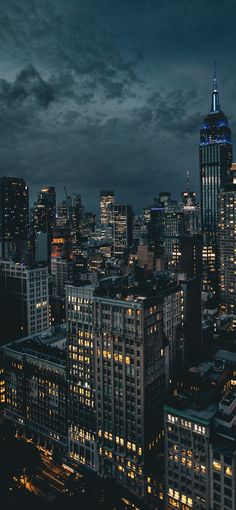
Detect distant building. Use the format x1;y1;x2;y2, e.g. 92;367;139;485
113;204;133;257
35;231;49;264
164;210;184;258
100;190;115;226
34;186;56;234
0;176;29;260
51;257;75;297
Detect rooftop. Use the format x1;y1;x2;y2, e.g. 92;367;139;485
1;327;67;367
94;271;179;301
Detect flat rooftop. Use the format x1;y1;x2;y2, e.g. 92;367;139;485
94;272;179;301
1;327;67;367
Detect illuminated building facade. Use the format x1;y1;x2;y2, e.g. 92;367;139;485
113;204;133;257
56;200;68;227
0;367;5;405
66;276;183;504
0;260;49;342
66;284;97;470
164;351;236;510
93;290;169;501
218;164;236;314
100;190;115;226
1;334;67;455
200;69;232;292
0;176;29;260
164;210;184;258
51;227;73;260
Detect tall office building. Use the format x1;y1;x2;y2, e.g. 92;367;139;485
100;190;115;226
56;200;68;227
218;163;236;314
34;186;56;234
113;204;133;257
148;206;165;257
200;68;232;291
181;174;200;236
0;259;50;342
68;193;84;243
164;210;184;258
66;284;97;470
66;275;183;504
0;176;29;260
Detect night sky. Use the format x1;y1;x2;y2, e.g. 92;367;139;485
0;0;236;211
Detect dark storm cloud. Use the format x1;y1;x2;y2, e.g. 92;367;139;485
0;0;235;210
0;64;54;108
131;89;201;138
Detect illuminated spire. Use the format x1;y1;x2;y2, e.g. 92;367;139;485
211;61;220;113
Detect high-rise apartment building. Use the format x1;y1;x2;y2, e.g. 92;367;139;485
0;176;29;260
113;204;133;257
100;190;115;226
200;68;232;292
0;259;50;342
218;163;236;314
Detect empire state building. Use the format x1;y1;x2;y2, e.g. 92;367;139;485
199;68;232;292
200;68;232;237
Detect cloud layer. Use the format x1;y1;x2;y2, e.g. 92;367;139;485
0;0;235;211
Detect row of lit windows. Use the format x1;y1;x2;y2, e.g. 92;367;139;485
167;414;206;434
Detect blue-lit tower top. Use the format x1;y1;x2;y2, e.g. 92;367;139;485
200;66;231;147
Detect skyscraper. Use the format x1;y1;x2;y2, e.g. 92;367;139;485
0;176;29;260
218;163;236;314
100;190;114;226
200;68;232;292
113;204;133;257
34;186;56;234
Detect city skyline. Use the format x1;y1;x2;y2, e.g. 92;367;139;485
0;1;236;210
1;2;236;509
